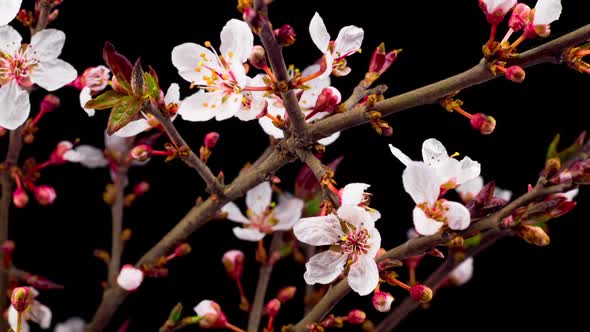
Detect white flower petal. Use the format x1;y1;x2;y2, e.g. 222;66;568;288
105;132;130;154
317;131;340;146
347;255;379;296
63;145;108;168
30;59;77;91
259;116;284;139
494;187;513;201
435;157;480;186
9;305;30;332
334;25;364;58
366;227;382;258
304;250;347;285
444;201;471;231
194;300;216;316
233;227;266;242
337;205;374;229
29;29;66;61
113;118;151;137
456;176;484;198
214;92;242;121
449;257;474;286
456;157;481;184
0;24;22;54
388;144;413;167
29;302;52;329
79;87;95;117
171;43;219;84
272;194;304;231
484;0;517;13
165;83;180;105
294;214;343;246
54;317;86;332
422;138;449;166
117;265;144;291
302;64;331;90
341;183;370;206
309;12;331;52
0;80;30;130
220;19;254;63
563;188;579;201
177;90;217;122
246;181;272;215
221;202;250;224
413;207;444;236
534;0;562;25
402;162;443;205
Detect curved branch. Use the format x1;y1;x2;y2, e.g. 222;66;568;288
108;166;128;288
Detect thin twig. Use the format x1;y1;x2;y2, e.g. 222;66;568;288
295;150;339;206
108;165;128;288
340;84;388;113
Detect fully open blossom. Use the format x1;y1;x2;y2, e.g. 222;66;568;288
390;138;481;189
222;182;304;241
258;65;341;145
340;183;380;221
117;264;144;291
0;0;21;26
403;162;471;235
449;257;474;286
55;318;85;332
294;205;381;295
8;288;52;332
0;26;77;129
456;176;512;202
309;12;364;78
172;19;259;122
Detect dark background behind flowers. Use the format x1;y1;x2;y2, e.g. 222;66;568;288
2;0;590;331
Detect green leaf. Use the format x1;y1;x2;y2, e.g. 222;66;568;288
107;96;144;135
131;58;145;97
144;72;160;100
85;90;127;110
304;198;322;217
546;134;560;161
463;233;482;248
168;303;183;323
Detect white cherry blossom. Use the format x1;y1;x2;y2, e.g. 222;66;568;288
0;0;21;26
449;257;474;285
54;318;85;332
222;182;304;241
0;26;77;129
533;0;562;26
294;205;381;295
340;183;381;221
456;176;513;202
117;264;144;291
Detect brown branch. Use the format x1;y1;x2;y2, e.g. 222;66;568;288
307;24;590;143
341;84;388;113
108;166;128;288
254;0;308;136
144;104;224;196
375;231;502;332
295;150;339;206
290;181;571;331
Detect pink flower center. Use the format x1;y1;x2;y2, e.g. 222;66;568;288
194;43;242;98
247;207;277;233
340;228;371;259
418;200;449;222
0;48;38;82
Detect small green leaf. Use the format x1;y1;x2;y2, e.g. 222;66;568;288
168;303;183;323
304;198;322;217
131;58;145;97
144;72;160;100
546;134;560;161
107;97;144;135
85;90;127;110
463;233;482;248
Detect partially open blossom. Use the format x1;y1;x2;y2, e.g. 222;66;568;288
204;132;220;149
402;162;472;235
55;317;85;332
528;0;563;38
11;287;33;312
9;287;52;332
117;264;144;291
0;0;22;26
470;113;496;135
194;300;227;328
304;87;341;120
274;24;296;47
222;250;245;280
130;144;152;161
479;0;517;24
309;12;364;78
34;185;57;205
76;66;111;92
410;284;433;303
13;187;29;208
221;182;304;241
0;26;77;129
509;3;532;31
340;183;381;221
277;286;296;302
449;257;474;286
390;138;481;189
372;291;394;312
347;310;367;325
294;204;381;295
505;65;526;83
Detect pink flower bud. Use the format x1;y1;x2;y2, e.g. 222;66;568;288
305;87;342;120
51;141;73;164
372;291;394;312
130;144;152;161
204;132;220;149
368;43;400;76
509;3;531;31
470;113;496;135
81;66;111;92
133;181;150;196
11;287;33;312
173;243;192;257
194;300;227;328
117;265;144;291
410;284;433;303
505;66;526;83
265;298;281;316
222;250;245;280
274;24;296;47
34;185;57;206
243;7;265;31
479;0;516;25
249;45;267;69
277;286;296;302
13;188;29;208
347;310;367;324
40;94;61;114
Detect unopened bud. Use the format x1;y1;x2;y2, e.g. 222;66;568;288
117;264;144;291
34;185;57;206
195;300;227;328
243;7;265;32
347;309;367;324
51;141;73;164
13;188;29;208
509;3;531;31
222;250;245;280
410;284;433;303
505;66;526;83
372;291;394;312
11;287;33;312
249;45;267;69
470;113;496;135
40;94;61;114
277;286;296;302
174;243;192;257
368;43;400;76
133;181;150;196
204;132;220;149
516;225;550;246
130;144;152;161
534;24;551;38
274;24;296;47
265;298;281;316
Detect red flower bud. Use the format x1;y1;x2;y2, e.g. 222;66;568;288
249;45;267;69
410;284;433;303
51;141;73;164
470;113;496;135
40;94;61;114
222;250;245;280
509;3;531;31
13;188;29;208
133;181;150;196
195;301;228;329
368;43;400;76
265;298;281;316
173;243;192;257
372;291;394;312
274;24;296;47
34;185;57;206
347;309;367;324
204;132;220;149
305;87;342;121
505;66;526;83
277;286;296;302
11;287;33;312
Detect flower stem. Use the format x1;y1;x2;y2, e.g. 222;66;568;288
487;24;498;50
388;277;411;291
453;106;473;120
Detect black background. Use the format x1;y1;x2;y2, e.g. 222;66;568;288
2;0;590;331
